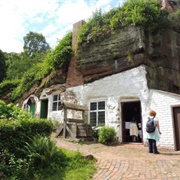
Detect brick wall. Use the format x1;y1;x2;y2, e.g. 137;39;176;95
148;90;180;149
66;20;84;87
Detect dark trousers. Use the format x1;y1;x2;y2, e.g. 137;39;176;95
148;139;158;153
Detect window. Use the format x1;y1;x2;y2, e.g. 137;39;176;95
52;94;61;111
89;101;105;126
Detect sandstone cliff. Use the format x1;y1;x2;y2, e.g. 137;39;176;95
74;26;180;94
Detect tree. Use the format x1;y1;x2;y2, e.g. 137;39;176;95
23;32;50;57
5;52;31;80
0;49;6;82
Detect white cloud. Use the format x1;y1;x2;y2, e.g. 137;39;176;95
0;0;124;53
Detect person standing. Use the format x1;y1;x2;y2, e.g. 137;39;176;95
146;110;162;154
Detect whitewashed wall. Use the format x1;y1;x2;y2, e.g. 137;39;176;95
146;90;180;149
64;65;180;149
28;65;180;149
66;65;149;140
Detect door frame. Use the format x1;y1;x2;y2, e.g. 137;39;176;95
171;105;180;151
121;99;142;143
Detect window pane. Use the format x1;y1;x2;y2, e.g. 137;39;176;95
90;112;97;126
58;95;60;100
98;111;105;125
90;102;97;110
98;101;105;110
58;101;61;110
52;102;57;111
53;95;58;101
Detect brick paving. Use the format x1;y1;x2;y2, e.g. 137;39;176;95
53;136;180;180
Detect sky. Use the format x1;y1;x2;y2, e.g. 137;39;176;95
0;0;126;53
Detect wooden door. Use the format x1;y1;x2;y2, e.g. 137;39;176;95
173;107;180;151
40;99;48;119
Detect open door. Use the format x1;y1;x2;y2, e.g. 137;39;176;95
173;106;180;151
40;99;48;119
121;101;142;143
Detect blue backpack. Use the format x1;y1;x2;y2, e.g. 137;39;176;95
146;117;156;133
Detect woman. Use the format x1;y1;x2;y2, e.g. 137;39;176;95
146;110;162;154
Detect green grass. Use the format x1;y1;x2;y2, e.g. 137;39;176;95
45;148;97;180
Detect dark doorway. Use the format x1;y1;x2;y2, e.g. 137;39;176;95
173;106;180;151
40;99;48;119
121;101;142;143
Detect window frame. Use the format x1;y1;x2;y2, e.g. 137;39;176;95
52;94;61;111
88;99;106;126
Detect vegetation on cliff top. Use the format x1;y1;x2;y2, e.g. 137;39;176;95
78;0;177;45
0;0;179;103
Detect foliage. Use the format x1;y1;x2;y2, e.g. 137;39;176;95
49;149;96;180
5;52;47;80
7;32;72;102
22;135;66;172
98;126;117;145
92;126;105;141
117;0;161;31
0;100;95;179
0;49;6;82
78;0;166;45
0;100;31;120
168;10;180;32
23;31;50;57
0;118;53;157
0;79;20;98
0;138;96;180
78;9;111;44
0;149;30;180
50;31;73;70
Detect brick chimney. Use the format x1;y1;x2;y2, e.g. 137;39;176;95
66;20;84;87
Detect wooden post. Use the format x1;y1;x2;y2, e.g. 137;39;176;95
56;102;88;139
63;106;67;138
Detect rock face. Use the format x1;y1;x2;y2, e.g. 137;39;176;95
75;26;180;94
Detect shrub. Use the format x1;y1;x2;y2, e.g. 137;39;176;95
22;135;66;168
98;126;117;145
0;118;53;157
0;79;20;99
0;100;31;120
0;149;31;179
78;0;164;45
49;31;73;71
168;10;180;32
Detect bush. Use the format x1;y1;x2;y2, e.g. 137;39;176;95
0;79;20;99
0;149;31;179
92;126;103;141
168;10;180;32
0;118;53;157
0;136;66;180
22;136;66;175
98;126;117;145
78;0;163;45
0;100;31;120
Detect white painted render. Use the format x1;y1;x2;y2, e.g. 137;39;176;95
147;90;180;149
23;65;180;149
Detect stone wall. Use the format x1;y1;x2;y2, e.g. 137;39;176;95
75;26;180;94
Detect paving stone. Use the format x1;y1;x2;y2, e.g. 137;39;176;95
53;136;180;180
